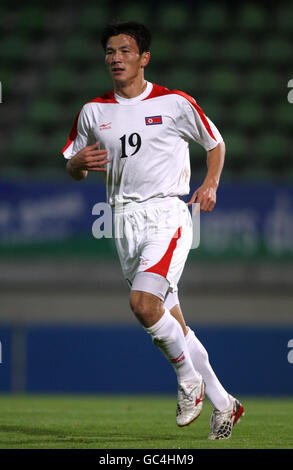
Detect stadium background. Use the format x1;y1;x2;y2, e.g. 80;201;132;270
0;0;293;396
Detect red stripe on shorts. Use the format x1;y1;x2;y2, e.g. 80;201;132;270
144;226;182;278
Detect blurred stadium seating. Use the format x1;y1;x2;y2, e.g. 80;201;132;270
0;0;292;178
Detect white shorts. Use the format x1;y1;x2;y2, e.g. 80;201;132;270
114;196;193;300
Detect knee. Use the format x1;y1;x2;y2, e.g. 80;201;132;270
130;297;150;318
130;291;163;326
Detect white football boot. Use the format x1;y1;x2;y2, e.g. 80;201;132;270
176;378;205;427
208;394;244;439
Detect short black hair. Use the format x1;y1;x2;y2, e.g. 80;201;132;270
101;21;151;55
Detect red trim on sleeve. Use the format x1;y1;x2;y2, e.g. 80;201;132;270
142;83;174;100
62;90;118;154
91;90;118;104
144;226;182;278
143;84;217;142
62;111;80;153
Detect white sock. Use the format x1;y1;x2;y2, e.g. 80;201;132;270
145;309;201;385
185;328;230;411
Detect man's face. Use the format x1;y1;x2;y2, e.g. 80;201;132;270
105;34;149;84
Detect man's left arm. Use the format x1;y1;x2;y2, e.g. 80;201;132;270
187;141;225;212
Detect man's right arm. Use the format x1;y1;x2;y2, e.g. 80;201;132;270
66;141;110;181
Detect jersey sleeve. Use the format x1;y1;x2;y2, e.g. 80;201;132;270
62;105;95;159
176;93;223;151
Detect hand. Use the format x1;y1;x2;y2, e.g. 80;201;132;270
70;142;111;172
186;182;217;212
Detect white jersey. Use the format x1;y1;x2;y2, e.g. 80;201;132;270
62;81;223;206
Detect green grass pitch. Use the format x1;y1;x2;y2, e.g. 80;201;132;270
0;394;292;449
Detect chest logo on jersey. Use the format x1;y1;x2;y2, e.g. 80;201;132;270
145;115;163;125
99;122;112;131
